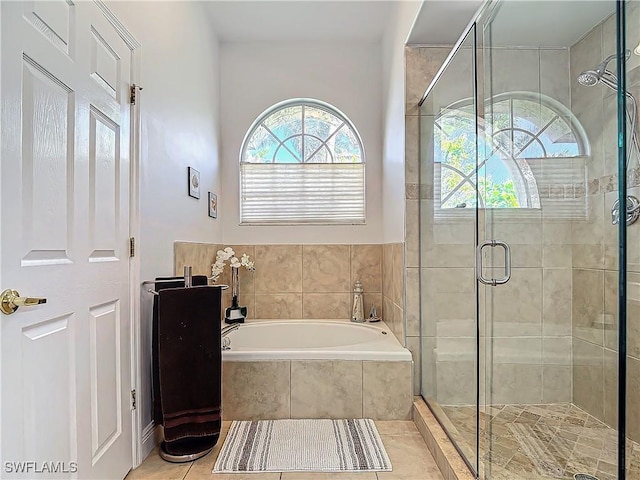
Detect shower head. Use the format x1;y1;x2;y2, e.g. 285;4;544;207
577;50;631;87
577;70;600;86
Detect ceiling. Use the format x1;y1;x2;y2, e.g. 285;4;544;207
408;0;615;48
203;1;396;42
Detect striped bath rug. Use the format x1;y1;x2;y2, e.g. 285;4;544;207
213;418;392;473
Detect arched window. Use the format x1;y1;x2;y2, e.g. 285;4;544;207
435;92;589;216
240;99;365;224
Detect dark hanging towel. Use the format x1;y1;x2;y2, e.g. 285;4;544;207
152;276;208;426
157;285;222;455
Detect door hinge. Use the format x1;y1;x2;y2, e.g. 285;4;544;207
130;84;142;105
129;237;135;258
131;389;136;410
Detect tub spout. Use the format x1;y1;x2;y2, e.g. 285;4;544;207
222;323;240;337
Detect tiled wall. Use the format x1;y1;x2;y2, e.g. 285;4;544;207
569;6;640;443
174;242;407;339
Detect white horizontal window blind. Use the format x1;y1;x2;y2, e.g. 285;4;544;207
241;163;365;224
240;99;365;225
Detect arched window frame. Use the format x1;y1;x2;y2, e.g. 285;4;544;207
240;98;366;225
434;92;590;219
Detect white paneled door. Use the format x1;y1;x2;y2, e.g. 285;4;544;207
1;1;136;479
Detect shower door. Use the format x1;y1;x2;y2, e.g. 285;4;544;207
478;1;632;479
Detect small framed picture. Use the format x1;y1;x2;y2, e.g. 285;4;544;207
208;192;217;218
188;167;200;199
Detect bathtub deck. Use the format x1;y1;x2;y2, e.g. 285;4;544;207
125;421;444;480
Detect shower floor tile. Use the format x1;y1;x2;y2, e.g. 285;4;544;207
440;403;640;480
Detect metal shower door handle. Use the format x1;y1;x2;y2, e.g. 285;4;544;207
476;240;511;286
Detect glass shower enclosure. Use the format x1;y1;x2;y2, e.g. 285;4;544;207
418;1;639;479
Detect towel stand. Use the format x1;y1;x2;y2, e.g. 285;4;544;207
142;265;229;295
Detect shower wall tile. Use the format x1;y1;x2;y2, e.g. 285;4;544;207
572;338;604;420
493;337;542;365
570;22;603;115
405;200;419;268
542;365;572;403
542;268;572;336
405;267;420;337
405;46;451;116
491;268;543;337
540;49;570;107
490;48;541;95
542;337;572;365
627;356;640;443
405;115;420;184
572;268;605;346
603;347;618;428
490;364;543;405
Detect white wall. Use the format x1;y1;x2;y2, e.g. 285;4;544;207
108;1;222;282
381;1;422;243
106;0;222;457
220;41;383;244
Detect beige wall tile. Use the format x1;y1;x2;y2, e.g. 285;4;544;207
405;46;451;116
603;270;618;350
290;361;362;419
222;361;290;420
350;244;382;294
405;200;419;268
174;242;220;277
542;337;572;365
627;356;640;443
383;244;393;299
405;115;420;184
406;336;421;395
302;245;350;293
572;338;604;420
603;347;617;428
303;293;351;320
572;268;605;345
255;245;302;293
392;243;404;306
405;267;420;337
542;268;572;336
542;365;571;403
491;268;542;337
254;294;302;319
489;364;543;405
363;361;413;420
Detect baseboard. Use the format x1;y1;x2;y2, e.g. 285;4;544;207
141;422;158;461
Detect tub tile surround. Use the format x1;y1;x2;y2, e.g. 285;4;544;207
222;360;412;421
126;421;445;480
174;242;385;327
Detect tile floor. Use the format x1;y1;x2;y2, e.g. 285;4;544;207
125;421;444;480
441;403;640;480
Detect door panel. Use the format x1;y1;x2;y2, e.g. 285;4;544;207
1;1;135;478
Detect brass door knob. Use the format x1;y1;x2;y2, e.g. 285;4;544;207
0;289;47;315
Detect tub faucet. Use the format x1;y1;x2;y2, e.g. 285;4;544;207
221;323;239;351
221;323;240;337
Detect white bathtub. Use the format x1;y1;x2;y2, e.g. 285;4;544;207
222;319;412;362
